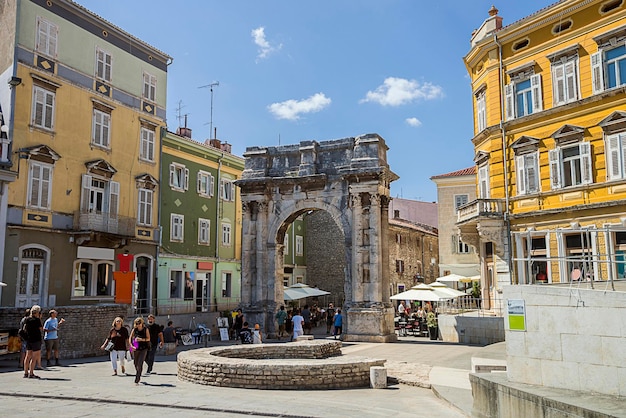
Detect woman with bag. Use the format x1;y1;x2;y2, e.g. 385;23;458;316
129;317;150;385
101;317;129;376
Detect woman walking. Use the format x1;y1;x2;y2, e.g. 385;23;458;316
102;317;129;376
23;305;43;379
129;317;150;385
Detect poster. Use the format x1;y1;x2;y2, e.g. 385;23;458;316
507;299;526;331
219;328;229;341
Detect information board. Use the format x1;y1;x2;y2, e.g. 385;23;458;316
507;299;526;331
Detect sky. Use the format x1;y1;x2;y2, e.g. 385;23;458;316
78;1;553;202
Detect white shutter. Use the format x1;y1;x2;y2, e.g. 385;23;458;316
184;168;189;190
81;174;92;211
591;52;604;94
549;149;562;190
169;164;175;187
197;172;202;193
564;60;578;102
505;83;515;120
210;174;215;197
552;63;565;105
41;165;51;208
478;165;489;198
527;153;539;193
621;134;626;180
530;74;543;112
516;155;526;195
109;181;120;218
607;134;621;180
580;142;592;185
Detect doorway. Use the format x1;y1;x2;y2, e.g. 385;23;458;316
195;272;210;312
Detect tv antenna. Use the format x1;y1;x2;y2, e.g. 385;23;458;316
176;100;190;128
198;81;219;139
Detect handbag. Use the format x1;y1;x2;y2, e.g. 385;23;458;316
102;339;114;352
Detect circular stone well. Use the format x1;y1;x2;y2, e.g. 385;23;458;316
177;340;385;390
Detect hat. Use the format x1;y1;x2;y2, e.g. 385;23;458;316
254;324;260;330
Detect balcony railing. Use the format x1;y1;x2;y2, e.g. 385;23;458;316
457;199;505;223
74;210;136;236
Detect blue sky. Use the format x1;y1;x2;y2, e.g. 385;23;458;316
78;1;551;202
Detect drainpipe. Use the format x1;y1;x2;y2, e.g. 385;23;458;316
155;127;166;313
213;153;224;310
494;33;514;285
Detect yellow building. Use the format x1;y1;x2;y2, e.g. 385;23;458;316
461;1;626;308
0;0;171;308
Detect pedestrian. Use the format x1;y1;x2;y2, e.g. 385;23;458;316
232;309;244;340
333;309;343;339
253;324;263;344
292;308;304;341
144;314;163;375
43;309;65;366
129;317;150;385
325;303;335;334
301;305;311;335
163;320;177;355
397;301;406;319
285;310;293;336
19;308;30;369
275;306;287;340
101;316;129;376
22;305;43;379
238;322;253;344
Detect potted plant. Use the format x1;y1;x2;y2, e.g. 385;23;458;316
426;311;438;340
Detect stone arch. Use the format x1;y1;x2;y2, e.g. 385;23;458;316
236;134;398;342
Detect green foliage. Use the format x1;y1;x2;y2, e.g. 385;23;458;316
471;281;481;298
426;311;437;328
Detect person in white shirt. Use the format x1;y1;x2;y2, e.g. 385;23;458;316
397;301;406;318
291;308;304;341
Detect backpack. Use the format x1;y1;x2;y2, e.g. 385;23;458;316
18;325;28;341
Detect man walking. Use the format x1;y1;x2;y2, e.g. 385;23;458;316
301;305;311;335
43;309;65;366
145;314;163;375
275;306;287;340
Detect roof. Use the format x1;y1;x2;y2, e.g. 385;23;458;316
430;166;476;179
389;218;438;236
388;198;438;229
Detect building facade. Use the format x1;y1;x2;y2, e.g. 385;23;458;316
431;167;480;279
158;130;244;315
0;0;170;308
461;1;626;308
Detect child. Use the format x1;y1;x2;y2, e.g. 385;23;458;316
333;309;343;339
253;323;263;344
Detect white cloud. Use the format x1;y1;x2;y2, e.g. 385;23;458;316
405;117;422;127
268;93;331;121
251;26;282;61
360;77;443;106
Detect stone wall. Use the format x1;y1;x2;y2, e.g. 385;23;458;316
0;305;129;359
438;314;504;345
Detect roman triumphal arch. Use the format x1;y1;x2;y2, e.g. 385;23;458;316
235;134;398;342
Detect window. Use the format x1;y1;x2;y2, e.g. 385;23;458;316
170;270;183;298
295;235;303;256
73;261;114;297
395;259;404;273
592;27;626;93
171;214;184;241
220;179;235;201
505;74;542;119
198;218;210;245
396;233;402;244
27;161;52;209
36;17;58;58
476;90;487;132
140;127;155;162
32;86;55;130
606;132;626;180
515;152;540;195
283;234;289;255
563;232;594;281
454;194;469;211
197;171;214;197
81;175;119;216
551;57;579;106
95;48;112;81
143;72;156;102
549;143;592;189
169;163;189;191
92;109;111;148
453;235;471;254
478;164;490;198
222;223;232;246
137;188;153;226
221;272;232;297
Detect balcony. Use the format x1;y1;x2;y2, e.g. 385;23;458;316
74;210;136;237
457;199;505;224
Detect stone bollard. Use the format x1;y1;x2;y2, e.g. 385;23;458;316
370;366;387;389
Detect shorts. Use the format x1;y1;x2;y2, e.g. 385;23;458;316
26;340;42;352
45;338;59;352
278;324;286;333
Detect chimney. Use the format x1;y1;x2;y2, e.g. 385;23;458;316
470;5;503;47
221;141;232;153
176;114;192;138
206;138;221;149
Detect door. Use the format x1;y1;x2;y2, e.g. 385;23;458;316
16;260;43;307
195;272;209;312
135;257;150;314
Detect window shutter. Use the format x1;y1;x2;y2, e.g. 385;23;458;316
452;235;458;254
197;172;202;193
51;24;58;57
28;164;39;207
607;134;620;180
210;175;215;197
527;153;539;193
549;149;562;189
33;88;44;125
530;74;543;112
41;165;51;208
516;155;526;195
564;60;577;102
109;181;120;218
81;174;92;211
505;83;515;120
580;142;592;185
478;165;489;198
169;164;175;187
552;63;565;105
184;168;189;190
621;134;626;180
591;52;604;94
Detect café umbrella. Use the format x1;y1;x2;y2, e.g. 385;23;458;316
283;283;330;301
390;283;447;302
428;281;466;298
